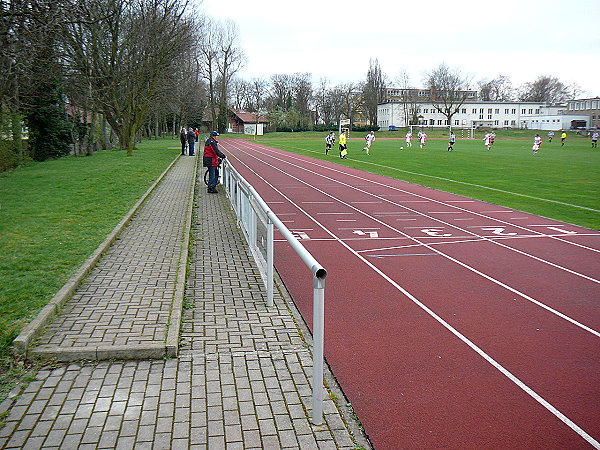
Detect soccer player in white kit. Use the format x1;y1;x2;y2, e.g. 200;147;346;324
405;131;412;147
532;134;542;155
419;132;428;149
483;132;491;151
363;131;375;155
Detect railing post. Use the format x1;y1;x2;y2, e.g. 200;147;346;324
267;219;274;307
311;275;326;425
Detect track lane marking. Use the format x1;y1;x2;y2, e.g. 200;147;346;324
245;142;600;253
229;142;600;328
227;142;600;448
273;141;600;213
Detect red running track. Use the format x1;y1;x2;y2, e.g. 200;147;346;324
220;139;600;449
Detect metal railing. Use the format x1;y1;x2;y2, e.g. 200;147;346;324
221;159;328;425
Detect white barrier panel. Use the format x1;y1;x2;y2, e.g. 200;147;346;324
222;159;328;425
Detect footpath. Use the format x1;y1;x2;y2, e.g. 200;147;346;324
0;154;369;449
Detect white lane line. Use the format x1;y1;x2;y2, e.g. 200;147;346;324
228;144;600;448
232;142;600;314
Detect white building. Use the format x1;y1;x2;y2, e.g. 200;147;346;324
377;101;588;131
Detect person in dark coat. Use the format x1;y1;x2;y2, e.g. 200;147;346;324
180;127;187;155
187;127;196;156
203;131;226;193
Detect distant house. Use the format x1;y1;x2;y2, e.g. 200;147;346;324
228;110;270;135
567;98;600;129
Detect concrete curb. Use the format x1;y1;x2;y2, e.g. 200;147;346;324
165;154;198;357
13;154;183;358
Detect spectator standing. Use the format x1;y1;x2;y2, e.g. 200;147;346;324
187;127;196;156
203;131;226;193
180;127;187;155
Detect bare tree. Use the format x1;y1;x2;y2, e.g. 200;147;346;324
230;77;251;111
394;69;420;126
518;75;569;104
63;0;197;155
337;82;363;129
478;75;514;101
425;63;472;129
215;19;245;132
292;72;312;129
268;74;295;111
363;58;386;126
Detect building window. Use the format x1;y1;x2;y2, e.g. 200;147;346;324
472;108;477;114
494;120;499;125
505;109;509;114
528;109;533;114
488;114;492;120
462;108;466;114
480;108;484;113
495;109;500;114
535;109;540;114
424;108;428;113
522;109;526;114
512;109;516;114
454;120;459;125
479;114;484;120
437;120;443;125
504;120;509;125
488;108;492;114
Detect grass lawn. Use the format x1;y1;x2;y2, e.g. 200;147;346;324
241;130;600;230
0;137;180;396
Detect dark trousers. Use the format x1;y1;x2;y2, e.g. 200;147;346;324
188;141;195;156
208;165;219;187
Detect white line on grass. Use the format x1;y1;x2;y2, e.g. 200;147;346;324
277;143;600;213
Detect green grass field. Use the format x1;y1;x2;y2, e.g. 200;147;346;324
242;130;600;231
0;138;178;395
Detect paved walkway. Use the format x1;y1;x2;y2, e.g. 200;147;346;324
0;155;370;449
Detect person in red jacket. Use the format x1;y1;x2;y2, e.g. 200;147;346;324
203;131;226;193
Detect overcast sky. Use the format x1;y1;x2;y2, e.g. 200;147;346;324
198;0;599;97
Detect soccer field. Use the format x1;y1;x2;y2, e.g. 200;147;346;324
244;133;600;230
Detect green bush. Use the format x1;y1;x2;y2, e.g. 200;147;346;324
351;125;380;133
0;140;30;172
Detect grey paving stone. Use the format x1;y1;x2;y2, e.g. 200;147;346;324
0;155;369;449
